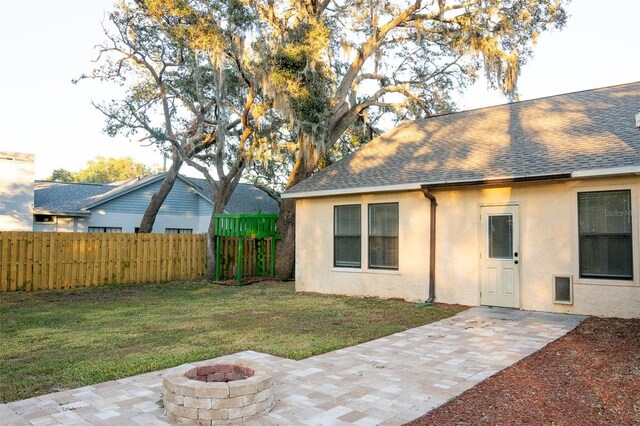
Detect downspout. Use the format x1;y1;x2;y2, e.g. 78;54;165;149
421;187;437;304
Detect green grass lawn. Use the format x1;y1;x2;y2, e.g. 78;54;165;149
0;281;465;403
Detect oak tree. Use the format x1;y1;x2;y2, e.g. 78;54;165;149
125;0;568;279
80;1;271;279
253;0;569;278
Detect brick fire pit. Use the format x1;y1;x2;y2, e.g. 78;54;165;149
163;362;275;425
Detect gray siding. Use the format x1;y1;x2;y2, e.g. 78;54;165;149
94;179;200;216
199;196;213;216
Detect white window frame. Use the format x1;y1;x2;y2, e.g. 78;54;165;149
572;183;639;288
368;203;399;270
331;200;401;275
333;204;362;268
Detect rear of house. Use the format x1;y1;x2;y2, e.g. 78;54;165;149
284;83;640;318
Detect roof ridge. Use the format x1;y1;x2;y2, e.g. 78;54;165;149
424;80;640;121
335;82;637;155
284;81;640;197
35;180;109;187
80;173;166;210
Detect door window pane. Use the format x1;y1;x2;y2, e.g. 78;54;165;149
578;190;633;279
368;203;399;269
488;215;513;259
334;205;361;268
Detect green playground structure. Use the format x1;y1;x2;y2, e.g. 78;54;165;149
214;212;280;284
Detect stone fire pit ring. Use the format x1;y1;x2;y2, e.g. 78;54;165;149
163;361;275;425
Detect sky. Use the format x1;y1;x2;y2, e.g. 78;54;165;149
0;0;639;179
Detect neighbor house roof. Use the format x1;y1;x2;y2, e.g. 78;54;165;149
283;82;640;198
184;177;279;214
34;174;279;216
81;174;165;209
34;181;117;216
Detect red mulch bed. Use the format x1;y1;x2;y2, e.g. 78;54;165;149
407;317;640;426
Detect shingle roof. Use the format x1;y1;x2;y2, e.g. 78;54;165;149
285;82;640;196
185;178;279;214
34;174;279;215
34;181;116;214
82;174;163;209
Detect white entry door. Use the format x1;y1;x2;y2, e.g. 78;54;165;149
480;205;520;308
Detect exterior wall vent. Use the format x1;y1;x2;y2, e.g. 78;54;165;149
553;275;573;305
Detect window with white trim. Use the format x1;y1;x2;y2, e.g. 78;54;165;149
334;205;361;268
165;228;193;234
88;226;122;233
34;214;55;223
368;203;399;270
578;190;633;280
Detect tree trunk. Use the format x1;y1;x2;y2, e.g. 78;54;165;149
138;154;183;233
274;197;296;280
274;149;320;280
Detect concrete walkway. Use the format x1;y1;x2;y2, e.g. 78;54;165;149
1;307;585;426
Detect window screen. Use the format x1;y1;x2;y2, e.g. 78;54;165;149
368;203;399;269
578;190;633;279
334;205;361;268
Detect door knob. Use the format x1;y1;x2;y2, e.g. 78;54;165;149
514;260;519;264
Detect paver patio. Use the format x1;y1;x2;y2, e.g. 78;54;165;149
0;307;585;426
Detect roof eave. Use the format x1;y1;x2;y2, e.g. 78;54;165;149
282;166;640;199
177;175;213;204
421;173;572;189
33;209;92;217
281;183;423;199
571;165;640;178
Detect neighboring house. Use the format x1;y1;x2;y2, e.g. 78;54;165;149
0;151;35;231
33;174;278;233
283;82;640;318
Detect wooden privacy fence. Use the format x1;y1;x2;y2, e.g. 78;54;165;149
0;232;207;292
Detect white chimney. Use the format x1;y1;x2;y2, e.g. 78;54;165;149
636;112;640;128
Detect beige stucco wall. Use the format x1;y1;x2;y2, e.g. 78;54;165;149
296;191;432;302
295;175;640;318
